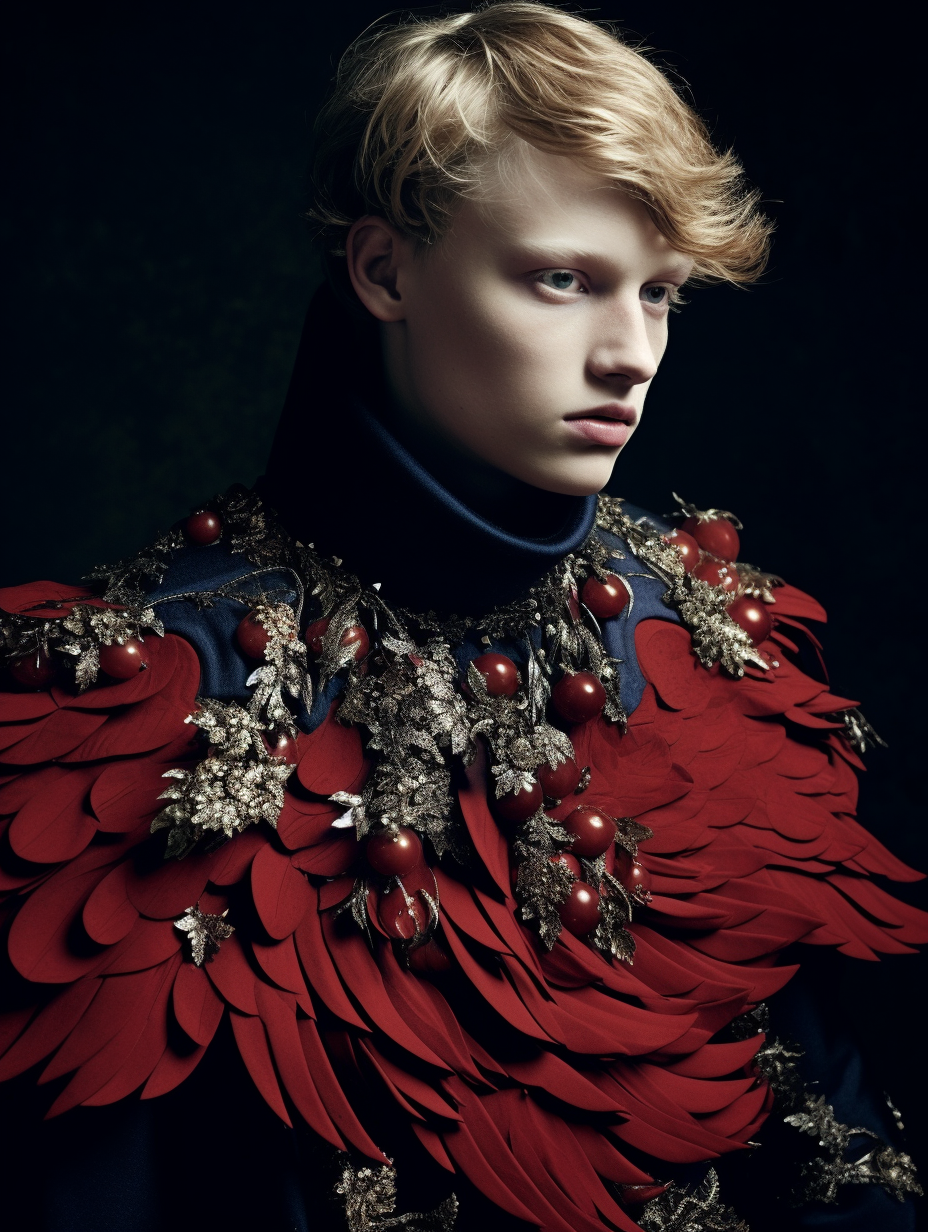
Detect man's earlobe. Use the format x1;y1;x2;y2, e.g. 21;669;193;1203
346;216;408;322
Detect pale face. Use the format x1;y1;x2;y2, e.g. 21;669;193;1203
347;142;693;496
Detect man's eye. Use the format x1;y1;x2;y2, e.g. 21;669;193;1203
642;285;668;305
538;270;579;292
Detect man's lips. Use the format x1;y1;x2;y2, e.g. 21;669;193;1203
563;404;637;448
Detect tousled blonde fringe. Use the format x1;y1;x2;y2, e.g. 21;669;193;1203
312;3;771;284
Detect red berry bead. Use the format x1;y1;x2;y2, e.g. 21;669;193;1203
613;847;633;882
9;648;56;689
549;852;582;878
236;613;269;660
377;883;430;941
471;652;520;697
727;596;773;646
99;639;150;679
564;806;617;858
693;560;740;594
493;780;543;824
614;848;652;899
366;826;423;877
304;618;330;655
552;672;606;724
264;731;300;764
558;881;601;936
341;625;370;661
185;510;222;545
626;861;652;901
304;618;369;662
682;515;740;562
407;938;452;974
537;758;582;800
663;529;700;574
581;573;629;619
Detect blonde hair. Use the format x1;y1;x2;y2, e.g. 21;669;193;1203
312;2;771;284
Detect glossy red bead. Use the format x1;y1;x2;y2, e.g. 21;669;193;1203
564;806;616;858
663;529;700;573
693;560;740;594
407;938;452;974
471;652;520;697
99;639;150;679
185;510;222;545
682;515;741;562
549;851;582;878
366;826;423;877
613;846;633;882
493;780;543;824
304;618;369;662
558;881;601;936
727;596;773;645
264;731;300;764
537;758;582;800
626;861;652;901
236;613;270;660
9;649;56;688
341;625;370;661
551;672;606;724
304;618;330;655
377;883;430;941
581;573;629;619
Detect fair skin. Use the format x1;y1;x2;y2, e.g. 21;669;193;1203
347;141;693;500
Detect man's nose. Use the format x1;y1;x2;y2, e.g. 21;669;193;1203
586;297;659;387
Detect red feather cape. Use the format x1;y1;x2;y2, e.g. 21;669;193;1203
1;579;925;1232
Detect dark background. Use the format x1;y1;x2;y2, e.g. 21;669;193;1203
3;0;925;1201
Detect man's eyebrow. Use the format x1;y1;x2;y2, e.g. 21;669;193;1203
505;242;693;280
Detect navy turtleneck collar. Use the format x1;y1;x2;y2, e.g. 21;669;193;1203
258;286;597;615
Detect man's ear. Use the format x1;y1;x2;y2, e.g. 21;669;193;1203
346;216;411;322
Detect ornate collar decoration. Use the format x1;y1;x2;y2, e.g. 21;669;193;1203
0;487;782;965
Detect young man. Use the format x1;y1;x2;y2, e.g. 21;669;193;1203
0;5;923;1230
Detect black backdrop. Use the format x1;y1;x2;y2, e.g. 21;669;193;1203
4;0;926;1202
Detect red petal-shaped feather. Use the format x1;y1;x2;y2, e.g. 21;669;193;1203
8;859;115;983
296;703;366;796
41;964;169;1083
0;979;100;1081
8;766;98;864
96;916;180;975
0;581;97;614
0;692;59;723
254;981;348;1149
124;850;213;919
251;844;314;940
80;955;180;1106
229;1010;292;1126
276;794;342;850
636;620;711;712
56;636;180;711
253;933;310;998
297;1017;388;1159
141;1038;206;1100
172;961;225;1046
90;755;187;833
206;933;259;1014
83;863;139;945
61;682;196;763
294;893;369;1030
2;709;109;765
